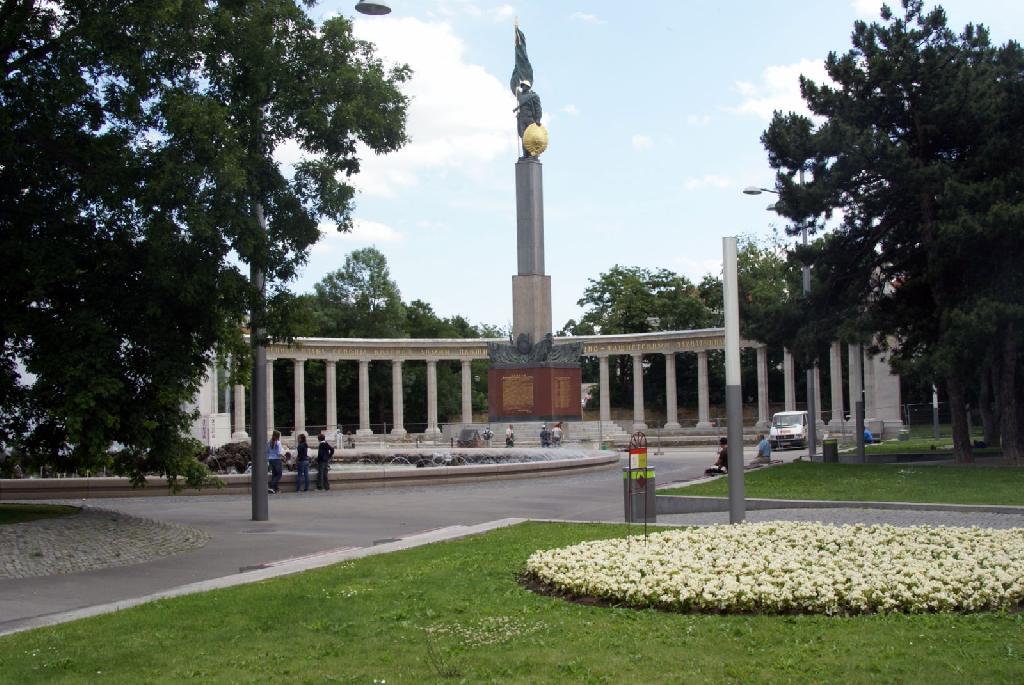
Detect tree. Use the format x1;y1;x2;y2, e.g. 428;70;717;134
563;266;719;416
310;248;408;338
298;250;500;429
760;0;1024;462
0;1;408;482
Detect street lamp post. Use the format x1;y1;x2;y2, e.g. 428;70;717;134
743;174;818;459
251;1;393;522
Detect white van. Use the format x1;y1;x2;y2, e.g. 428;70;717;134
769;411;807;449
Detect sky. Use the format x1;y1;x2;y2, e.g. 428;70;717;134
285;0;1024;333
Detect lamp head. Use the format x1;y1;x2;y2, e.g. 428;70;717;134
742;186;764;195
355;1;391;15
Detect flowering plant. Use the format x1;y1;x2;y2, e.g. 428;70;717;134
524;522;1024;614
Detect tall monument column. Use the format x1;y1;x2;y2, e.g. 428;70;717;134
488;21;580;425
512;156;552;344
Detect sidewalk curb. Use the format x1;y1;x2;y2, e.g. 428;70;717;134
0;517;527;638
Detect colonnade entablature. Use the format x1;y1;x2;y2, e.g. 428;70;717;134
261;328;750;363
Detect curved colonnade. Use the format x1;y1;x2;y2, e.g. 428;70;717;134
220;329;899;442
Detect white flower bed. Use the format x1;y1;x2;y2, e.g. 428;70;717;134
525;522;1024;614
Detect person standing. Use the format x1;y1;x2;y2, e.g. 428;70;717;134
505;424;515;447
294;433;310;492
551;422;563;447
316;432;335;491
267;430;283;494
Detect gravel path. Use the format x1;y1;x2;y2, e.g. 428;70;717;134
0;507;209;579
657;507;1024;529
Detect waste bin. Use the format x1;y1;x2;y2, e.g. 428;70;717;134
623;467;656;523
822;438;839;463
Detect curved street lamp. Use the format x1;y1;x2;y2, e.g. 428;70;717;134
355;2;391;14
742;179;819;459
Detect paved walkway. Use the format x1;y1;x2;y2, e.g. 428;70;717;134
0;508;208;579
3;446;1022;636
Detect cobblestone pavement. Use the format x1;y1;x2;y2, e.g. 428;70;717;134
0;507;209;579
657;507;1024;529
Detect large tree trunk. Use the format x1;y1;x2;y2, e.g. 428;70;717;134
997;322;1019;464
978;366;1000;447
947;375;974;464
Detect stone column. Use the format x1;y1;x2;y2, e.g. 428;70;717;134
391;360;406;436
696;350;712;429
756;346;769;430
325;360;337;439
598;355;611;423
356;359;372;436
460;360;473;425
292;358;305;438
266;359;275;434
664;352;680;429
630;353;647;431
783;348;795;411
425;360;440;437
231;384;248;440
864;349;877;418
848;344;863;417
829;342;844;429
813;365;823;426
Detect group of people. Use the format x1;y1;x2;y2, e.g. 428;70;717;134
706;433;772;475
539;423;563;448
265;430;335;494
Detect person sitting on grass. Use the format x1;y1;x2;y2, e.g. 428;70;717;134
750;433;772;465
705;437;728;476
863;427;874;444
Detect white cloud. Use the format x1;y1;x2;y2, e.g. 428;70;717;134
351;17;515;197
683;175;732;191
631;134;653;150
673;255;723;281
729;59;830;120
560;104;580;116
851;0;881;19
570;12;606;25
686;114;712;126
314;218;403;253
492;4;515;22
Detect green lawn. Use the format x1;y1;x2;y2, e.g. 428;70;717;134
0;521;1022;683
661;461;1024;505
0;503;79;525
842;437;1000;456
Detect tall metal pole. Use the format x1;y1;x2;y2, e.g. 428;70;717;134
723;237;745;524
799;168;818;460
250;202;269;522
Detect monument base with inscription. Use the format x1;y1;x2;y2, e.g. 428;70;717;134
488;365;582;422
